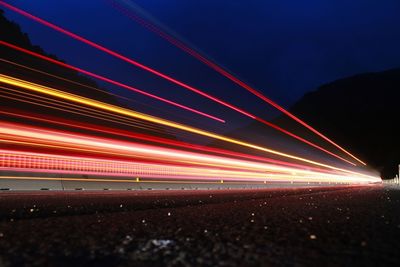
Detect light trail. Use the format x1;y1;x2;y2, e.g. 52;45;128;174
0;123;324;174
0;4;362;165
1;138;325;178
1;153;272;181
0;110;352;176
0;120;379;180
0;149;377;183
0;89;168;135
1;58;142;104
1;41;355;165
109;0;367;166
0;86;164;132
0;42;224;123
0;74;370;173
1;58;184;120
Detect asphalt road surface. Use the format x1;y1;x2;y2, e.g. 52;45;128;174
0;185;399;266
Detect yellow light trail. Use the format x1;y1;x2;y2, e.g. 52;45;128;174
0;91;166;135
0;86;162;132
0;74;374;176
0;58;200;121
1;58;136;102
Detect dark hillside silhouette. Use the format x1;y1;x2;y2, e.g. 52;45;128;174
276;69;400;178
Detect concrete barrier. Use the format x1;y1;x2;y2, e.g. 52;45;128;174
0;171;351;191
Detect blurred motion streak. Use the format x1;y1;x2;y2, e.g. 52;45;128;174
0;74;374;174
0;110;353;175
0;120;379;182
0;147;377;183
0;41;224;123
0;4;362;165
109;0;366;165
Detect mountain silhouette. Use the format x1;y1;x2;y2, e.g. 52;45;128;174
274;69;400;178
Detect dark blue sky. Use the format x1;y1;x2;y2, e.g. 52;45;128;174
3;0;400;132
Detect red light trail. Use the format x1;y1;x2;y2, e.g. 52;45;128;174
0;41;224;123
1;85;165;129
0;87;168;134
0;109;347;176
0;122;378;183
0;1;379;188
109;0;367;166
0;109;376;184
1;74;368;173
2;41;354;165
1;58;146;105
0;2;365;166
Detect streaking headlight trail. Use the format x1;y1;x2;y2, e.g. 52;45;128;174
0;2;365;166
0;74;375;175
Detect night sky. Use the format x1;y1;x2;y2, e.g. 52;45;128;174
3;0;400;132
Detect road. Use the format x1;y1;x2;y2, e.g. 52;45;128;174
0;185;399;266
